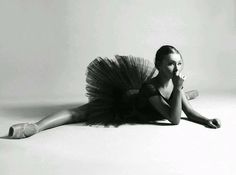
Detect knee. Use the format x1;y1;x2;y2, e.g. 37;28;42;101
69;108;87;122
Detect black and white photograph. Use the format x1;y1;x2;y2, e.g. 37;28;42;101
0;0;235;175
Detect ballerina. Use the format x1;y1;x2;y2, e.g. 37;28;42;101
8;45;221;139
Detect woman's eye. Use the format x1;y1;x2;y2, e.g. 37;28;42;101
178;62;182;65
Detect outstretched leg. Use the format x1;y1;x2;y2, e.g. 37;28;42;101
8;104;88;139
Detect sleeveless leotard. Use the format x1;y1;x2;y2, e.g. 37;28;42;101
135;82;167;122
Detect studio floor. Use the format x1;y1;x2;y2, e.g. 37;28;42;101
0;92;236;175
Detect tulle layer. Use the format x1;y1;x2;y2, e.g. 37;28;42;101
84;55;156;126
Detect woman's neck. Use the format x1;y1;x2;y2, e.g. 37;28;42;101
155;73;172;88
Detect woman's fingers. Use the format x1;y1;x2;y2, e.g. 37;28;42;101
178;73;186;80
212;118;221;128
208;121;217;129
207;119;221;129
173;71;186;89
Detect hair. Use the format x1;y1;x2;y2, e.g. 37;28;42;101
154;45;182;69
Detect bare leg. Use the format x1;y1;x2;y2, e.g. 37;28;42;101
36;110;83;132
8;104;88;139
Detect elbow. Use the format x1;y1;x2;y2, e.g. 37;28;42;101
168;115;181;125
171;120;180;125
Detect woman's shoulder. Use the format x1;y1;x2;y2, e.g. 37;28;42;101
141;77;158;88
141;81;155;89
140;78;160;98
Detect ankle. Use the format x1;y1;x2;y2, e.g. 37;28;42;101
24;123;39;137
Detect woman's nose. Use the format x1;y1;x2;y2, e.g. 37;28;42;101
174;65;179;72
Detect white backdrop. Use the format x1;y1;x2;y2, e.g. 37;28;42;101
0;0;235;103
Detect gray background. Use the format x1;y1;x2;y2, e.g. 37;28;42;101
0;0;235;103
0;2;236;175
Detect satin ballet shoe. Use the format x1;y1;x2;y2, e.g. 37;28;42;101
8;123;39;139
185;90;199;100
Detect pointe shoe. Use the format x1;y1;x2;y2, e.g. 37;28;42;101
8;123;39;139
185;90;199;100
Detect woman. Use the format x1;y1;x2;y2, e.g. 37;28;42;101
8;45;221;139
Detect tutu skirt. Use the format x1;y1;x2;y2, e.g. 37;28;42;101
84;55;156;126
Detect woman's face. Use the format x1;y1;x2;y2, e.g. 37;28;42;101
158;53;183;78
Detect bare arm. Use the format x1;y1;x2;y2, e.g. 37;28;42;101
148;71;185;125
181;90;221;128
181;90;208;123
168;87;182;124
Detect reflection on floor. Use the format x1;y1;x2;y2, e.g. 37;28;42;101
0;93;236;175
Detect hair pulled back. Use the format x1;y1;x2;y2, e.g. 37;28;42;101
155;45;182;69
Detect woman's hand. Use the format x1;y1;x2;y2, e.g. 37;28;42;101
172;71;186;90
206;118;221;129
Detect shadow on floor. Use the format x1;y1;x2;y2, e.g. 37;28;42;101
0;102;85;119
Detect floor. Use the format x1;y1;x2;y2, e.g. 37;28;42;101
0;93;235;175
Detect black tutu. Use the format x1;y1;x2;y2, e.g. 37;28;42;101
84;55;156;126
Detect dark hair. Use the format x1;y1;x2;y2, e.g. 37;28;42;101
154;45;182;69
